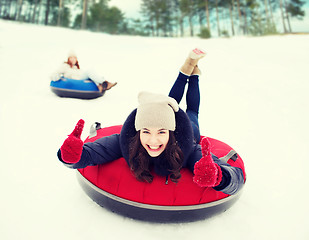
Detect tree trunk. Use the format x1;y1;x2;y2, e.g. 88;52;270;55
188;13;194;36
228;3;235;36
16;0;23;21
36;0;43;24
198;11;203;33
151;20;155;37
81;0;88;29
31;0;38;23
215;0;220;36
267;0;276;27
0;1;2;16
45;0;50;25
179;16;184;37
263;0;275;32
263;0;270;20
243;7;248;34
3;0;7;17
236;0;243;34
283;0;292;32
279;0;287;33
57;0;63;26
205;0;211;35
0;0;7;17
27;3;32;21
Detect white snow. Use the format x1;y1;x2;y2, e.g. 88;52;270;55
1;20;308;240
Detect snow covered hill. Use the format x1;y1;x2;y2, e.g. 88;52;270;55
1;20;308;240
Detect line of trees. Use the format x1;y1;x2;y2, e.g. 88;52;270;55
140;0;306;37
0;0;306;37
0;0;126;34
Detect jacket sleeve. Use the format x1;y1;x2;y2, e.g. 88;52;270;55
186;143;244;195
57;134;122;169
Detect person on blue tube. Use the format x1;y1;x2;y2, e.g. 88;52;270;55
51;50;117;92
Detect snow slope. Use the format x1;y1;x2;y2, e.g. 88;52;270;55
1;20;308;240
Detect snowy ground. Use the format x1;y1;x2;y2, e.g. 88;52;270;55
1;20;308;240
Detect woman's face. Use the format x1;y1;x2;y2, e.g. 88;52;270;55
140;127;169;157
68;56;77;66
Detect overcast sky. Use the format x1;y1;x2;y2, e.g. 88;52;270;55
109;0;142;18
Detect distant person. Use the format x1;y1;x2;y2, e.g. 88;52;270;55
57;48;244;195
51;50;117;92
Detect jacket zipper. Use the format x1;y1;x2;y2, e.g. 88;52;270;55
165;175;169;185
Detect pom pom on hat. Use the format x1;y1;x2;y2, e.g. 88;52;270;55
68;49;77;58
135;91;179;131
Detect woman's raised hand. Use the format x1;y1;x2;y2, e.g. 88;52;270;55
193;137;222;187
60;119;85;164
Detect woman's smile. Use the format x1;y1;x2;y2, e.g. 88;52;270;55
147;144;163;151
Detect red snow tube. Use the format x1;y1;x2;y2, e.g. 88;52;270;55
77;125;246;222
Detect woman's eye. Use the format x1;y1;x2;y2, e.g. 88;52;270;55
142;131;150;134
159;131;166;134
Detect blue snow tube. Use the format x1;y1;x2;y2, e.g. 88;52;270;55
50;77;104;99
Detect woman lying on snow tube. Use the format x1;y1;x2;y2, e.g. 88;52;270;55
57;49;246;222
50;50;117;99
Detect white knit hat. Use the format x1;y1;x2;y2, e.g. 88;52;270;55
135;91;179;131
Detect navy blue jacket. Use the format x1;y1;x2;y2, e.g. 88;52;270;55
58;109;244;195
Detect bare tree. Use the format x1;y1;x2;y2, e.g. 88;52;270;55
188;0;194;36
279;0;288;32
205;0;211;34
235;0;243;33
267;0;276;27
81;0;88;29
45;0;51;25
16;0;24;21
283;0;292;32
228;1;235;35
57;0;63;26
36;0;43;24
215;0;221;36
31;0;39;23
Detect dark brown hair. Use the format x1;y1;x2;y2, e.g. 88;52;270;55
128;131;184;183
65;57;80;69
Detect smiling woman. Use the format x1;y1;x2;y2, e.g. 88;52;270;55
127;91;184;183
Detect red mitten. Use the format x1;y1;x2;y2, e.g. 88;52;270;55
60;119;85;164
193;137;222;187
